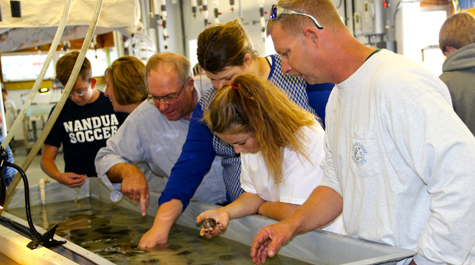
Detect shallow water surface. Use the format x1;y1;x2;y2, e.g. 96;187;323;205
7;198;313;264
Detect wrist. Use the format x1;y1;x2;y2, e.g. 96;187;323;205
107;163;131;182
257;202;269;216
50;171;62;180
280;209;304;234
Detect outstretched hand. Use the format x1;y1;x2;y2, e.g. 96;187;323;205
196;209;230;239
56;172;87;188
250;221;297;265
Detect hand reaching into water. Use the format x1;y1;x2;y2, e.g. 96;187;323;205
250;219;298;264
138;199;183;249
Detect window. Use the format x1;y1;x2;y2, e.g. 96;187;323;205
1;54;55;81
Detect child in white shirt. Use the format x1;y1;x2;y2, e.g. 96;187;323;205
197;73;344;238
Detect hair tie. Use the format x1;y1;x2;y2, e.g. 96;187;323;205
230;82;238;90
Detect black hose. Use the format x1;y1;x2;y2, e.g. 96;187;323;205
4;161;42;240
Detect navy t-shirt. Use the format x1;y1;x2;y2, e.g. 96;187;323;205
44;91;127;176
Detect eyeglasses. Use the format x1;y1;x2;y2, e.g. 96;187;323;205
269;4;323;30
63;86;89;98
147;79;188;105
70;88;88;97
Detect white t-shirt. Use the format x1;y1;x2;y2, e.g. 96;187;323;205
240;120;345;234
321;49;475;264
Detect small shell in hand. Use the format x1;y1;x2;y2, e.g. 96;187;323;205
203;218;217;230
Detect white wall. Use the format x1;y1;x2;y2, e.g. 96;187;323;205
395;2;449;76
151;0;347;66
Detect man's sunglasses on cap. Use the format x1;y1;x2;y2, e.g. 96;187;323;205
269;4;323;30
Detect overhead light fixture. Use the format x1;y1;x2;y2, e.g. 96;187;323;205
39;87;50;95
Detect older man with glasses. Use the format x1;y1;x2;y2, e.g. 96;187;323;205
95;52;227;217
41;51;127;189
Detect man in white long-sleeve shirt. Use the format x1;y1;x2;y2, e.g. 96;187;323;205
95;52;226;217
250;1;475;264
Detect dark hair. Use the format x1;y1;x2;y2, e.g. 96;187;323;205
197;19;258;74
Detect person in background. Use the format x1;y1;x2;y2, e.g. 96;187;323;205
139;18;333;248
197;73;344;238
41;51;127;188
95;52;226;217
439;11;475;135
2;88;18;153
250;1;475;264
104;56;148;114
0;113;16;186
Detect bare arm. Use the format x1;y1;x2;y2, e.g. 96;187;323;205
250;186;343;264
40;144;61;179
139;199;183;248
40;144;87;188
258;201;299;221
106;163;149;216
219;192;266;219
